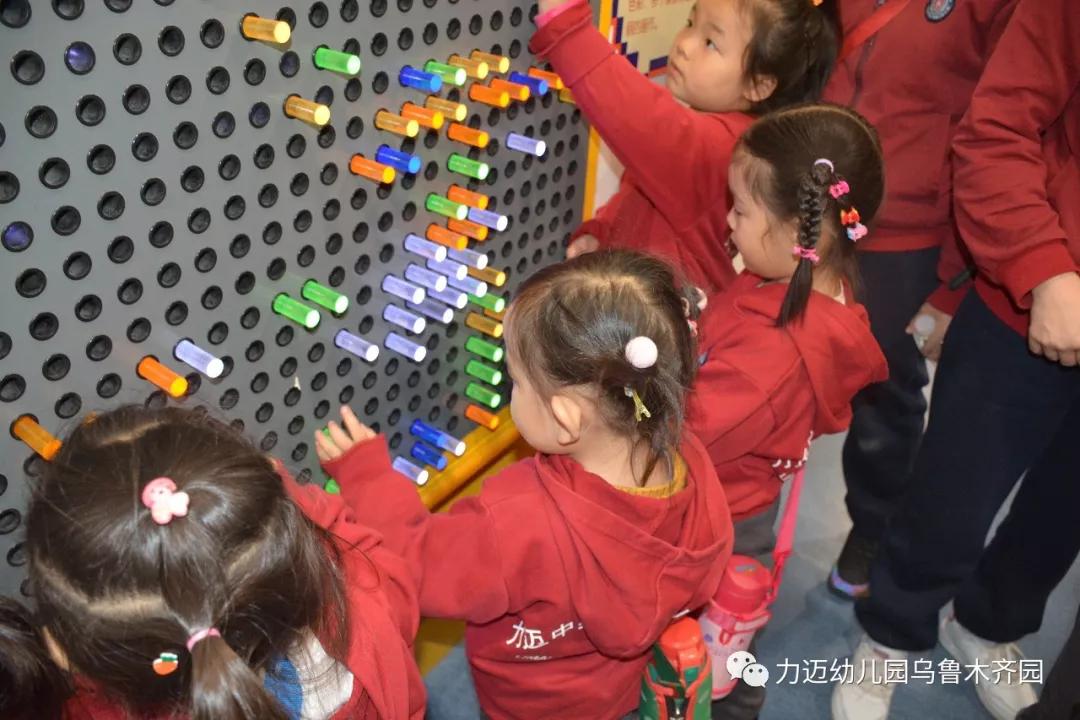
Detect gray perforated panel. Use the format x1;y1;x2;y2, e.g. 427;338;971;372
0;0;588;598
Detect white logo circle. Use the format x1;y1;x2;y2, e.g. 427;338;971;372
726;650;757;679
742;663;770;687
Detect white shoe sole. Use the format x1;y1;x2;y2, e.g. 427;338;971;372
939;616;1039;720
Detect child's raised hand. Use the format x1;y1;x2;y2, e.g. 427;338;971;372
315;406;376;462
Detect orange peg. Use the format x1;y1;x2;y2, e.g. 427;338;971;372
426;224;469;250
527;68;565;90
469;84;510;108
350;155;396;184
465;404;501;430
448;218;489;241
12;415;62;460
469;265;507;287
401;102;445;130
447;123;490;148
137;356;189;397
490;78;530;102
447;185;489;210
425;96;468;123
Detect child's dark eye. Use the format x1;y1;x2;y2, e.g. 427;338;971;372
706;39;717;51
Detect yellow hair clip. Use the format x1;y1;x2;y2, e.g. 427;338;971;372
624;386;652;422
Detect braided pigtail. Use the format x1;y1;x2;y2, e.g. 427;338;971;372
778;159;834;326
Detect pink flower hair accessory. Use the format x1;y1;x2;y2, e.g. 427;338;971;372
141;477;190;526
829;180;850;199
847;223;869;242
792;246;821;264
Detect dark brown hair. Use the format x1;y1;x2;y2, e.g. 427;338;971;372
735;102;884;325
741;0;840;113
507;250;700;485
0;406;348;720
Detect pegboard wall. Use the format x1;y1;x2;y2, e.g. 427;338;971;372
0;0;589;598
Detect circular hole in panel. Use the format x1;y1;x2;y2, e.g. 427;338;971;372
26;106;58;138
206;66;230;94
173;121;198;149
98;192;126;220
159;26;185;56
52;0;84;19
86;335;112;361
202;286;223;310
127;317;151;342
1;0;31;28
74;294;102;322
11;51;45;85
88;144;116;174
132;132;159;161
212;111;236;138
65;42;95;74
245;58;266;85
0;173;18;203
201;19;225;48
63;252;91;280
108;236;134;263
117;278;142;304
16;269;46;298
51;206;80;235
280;51;300;77
219;154;241;180
165;74;191;104
149;221;173;248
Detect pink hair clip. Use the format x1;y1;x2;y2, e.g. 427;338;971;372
792;246;821;264
847;223;869;242
829;180;850;199
141;477;190;525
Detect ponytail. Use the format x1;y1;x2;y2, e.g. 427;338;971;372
778;160;833;326
0;598;68;720
189;632;289;720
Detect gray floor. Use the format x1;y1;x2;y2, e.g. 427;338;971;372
424;431;1080;719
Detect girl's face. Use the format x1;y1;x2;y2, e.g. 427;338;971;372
667;0;760;113
726;157;800;280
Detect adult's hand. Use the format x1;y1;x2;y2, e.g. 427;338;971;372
1029;272;1080;367
906;303;953;362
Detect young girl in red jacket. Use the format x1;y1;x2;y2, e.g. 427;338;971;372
529;0;839;294
315;251;735;720
0;406;426;720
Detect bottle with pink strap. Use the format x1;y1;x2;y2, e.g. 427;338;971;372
698;467;805;699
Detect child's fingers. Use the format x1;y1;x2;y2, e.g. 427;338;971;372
314;431;338;461
326;421;353;451
340;405;374;442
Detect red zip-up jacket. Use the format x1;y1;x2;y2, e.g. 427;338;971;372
953;0;1080;336
324;433;733;720
63;470;426;720
688;273;888;521
824;0;1017;314
530;0;753;295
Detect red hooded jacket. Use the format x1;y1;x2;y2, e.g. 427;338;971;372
324;432;734;720
953;0;1080;336
529;0;753;295
63;471;426;720
823;0;1017;314
688;273;888;521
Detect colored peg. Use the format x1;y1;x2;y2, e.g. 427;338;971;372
393;456;430;485
448;123;490;149
448;218;489;241
410;441;448;470
384;304;426;334
302;280;349;314
426;224;469;250
424;96;467;123
484;306;506;322
387;332;427;362
425;193;469;221
469;292;506;313
466;359;502;386
506;132;547;157
324;478;341;494
527;67;565;90
399;65;442;92
470;50;510;74
405;263;448;292
272;294;321;329
447;153;489;180
174;339;224;378
334;329;380;362
428;286;468;309
401;102;445;130
285;95;330;126
382;275;426;304
467;207;508;232
447;185;489;210
466;382;502;409
466;336;504;362
449;274;487;296
490;78;530;102
424;60;467;86
447;247;488;269
404;233;448;261
408;298;454;324
448;54;489;79
314;46;361;75
375;110;420;138
349;154;396;184
466;312;502;338
138;356;189;397
241;15;291;44
410;420;466;456
509;71;548;96
375;145;421;174
468;84;510;108
469;265;507;287
466;404;501;430
426;257;468;281
12;416;62;460
558;87;575;104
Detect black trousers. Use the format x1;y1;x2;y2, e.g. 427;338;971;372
856;292;1080;651
1018;603;1080;720
842;248;943;543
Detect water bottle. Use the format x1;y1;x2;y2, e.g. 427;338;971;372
640;617;713;720
698;555;773;699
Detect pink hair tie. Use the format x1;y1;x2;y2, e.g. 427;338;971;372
829;180;850;199
141;477;190;526
792;246;821;264
186;628;221;651
847;223;869;242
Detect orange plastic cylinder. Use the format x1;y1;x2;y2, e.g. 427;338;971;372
12;416;62;460
558;87;575;104
285;96;331;126
466;404;501;430
241;15;291;43
466;312;503;338
448;54;489;79
426;224;469;250
425;96;468;123
468;84;510;108
484;306;506;322
447;123;490;148
401;102;445;130
138;356;189;397
447;185;489;210
528;68;565;90
350;155;396;184
490;78;530;102
469;265;507;287
471;50;510;74
374;110;420;137
448;218;489;241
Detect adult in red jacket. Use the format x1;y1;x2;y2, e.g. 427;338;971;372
64;468;427;720
836;2;1080;719
821;0;1017;599
322;431;733;720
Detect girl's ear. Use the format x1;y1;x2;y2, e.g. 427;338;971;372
743;74;777;105
548;393;584;447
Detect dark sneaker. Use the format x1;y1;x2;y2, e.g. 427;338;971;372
827;532;878;600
